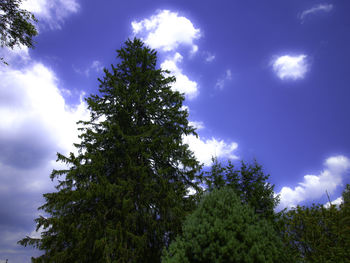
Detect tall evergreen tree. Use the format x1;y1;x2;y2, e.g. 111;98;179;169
19;38;201;263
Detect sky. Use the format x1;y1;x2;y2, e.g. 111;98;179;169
1;0;350;261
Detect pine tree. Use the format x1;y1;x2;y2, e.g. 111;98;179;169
19;38;201;263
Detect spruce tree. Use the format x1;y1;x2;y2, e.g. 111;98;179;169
19;38;201;263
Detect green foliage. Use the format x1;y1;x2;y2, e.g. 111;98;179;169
18;38;202;262
162;187;287;263
280;190;350;263
0;0;37;64
204;158;279;220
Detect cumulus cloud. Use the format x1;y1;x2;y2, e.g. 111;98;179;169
161;53;199;99
278;155;350;210
0;60;89;261
300;4;333;21
131;10;200;53
184;134;238;166
0;63;89;159
21;0;80;29
324;196;343;208
215;69;232;90
132;10;201;100
272;55;308;80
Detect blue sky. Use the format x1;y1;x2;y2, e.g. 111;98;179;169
1;0;350;261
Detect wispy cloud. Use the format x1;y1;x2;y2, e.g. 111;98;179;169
132;10;200;53
88;60;103;74
74;60;104;77
300;4;333;21
277;155;350;210
205;52;215;63
189;121;205;130
215;69;232;90
21;0;80;29
161;53;199;99
272;55;308;80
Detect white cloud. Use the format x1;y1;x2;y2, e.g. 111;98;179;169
0;62;89;189
272;55;308;80
132;10;201;100
184;134;238;166
300;4;333;21
161;53;199;99
189;121;204;130
21;0;80;29
132;10;201;53
29;225;44;239
215;69;232;90
278;155;350;210
324;196;343;208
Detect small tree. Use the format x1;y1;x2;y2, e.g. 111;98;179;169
0;0;37;63
162;187;288;263
19;38;201;263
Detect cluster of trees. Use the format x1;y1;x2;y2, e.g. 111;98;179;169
280;185;350;262
18;38;350;262
163;162;350;263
